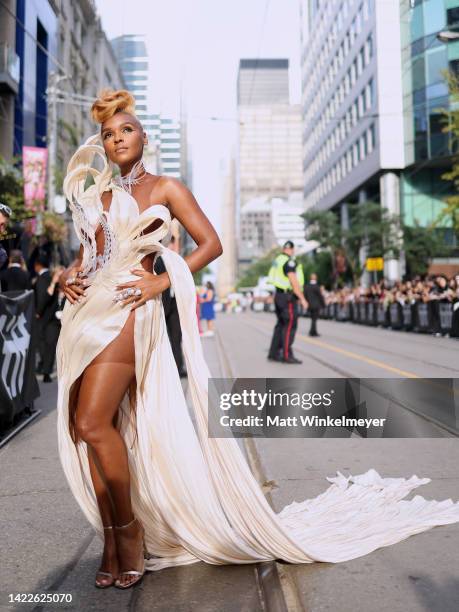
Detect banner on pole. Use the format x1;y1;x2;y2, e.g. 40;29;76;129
22;146;48;213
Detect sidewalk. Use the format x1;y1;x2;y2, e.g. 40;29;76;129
0;337;265;612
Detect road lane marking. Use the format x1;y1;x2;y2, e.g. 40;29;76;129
249;316;420;378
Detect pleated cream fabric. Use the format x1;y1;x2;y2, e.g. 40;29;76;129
56;136;459;572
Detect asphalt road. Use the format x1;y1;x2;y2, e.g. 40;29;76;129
215;310;459;379
214;310;459;611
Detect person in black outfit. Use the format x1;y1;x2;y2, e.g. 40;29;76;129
0;202;12;272
0;249;32;292
153;240;187;378
33;253;59;382
303;273;325;337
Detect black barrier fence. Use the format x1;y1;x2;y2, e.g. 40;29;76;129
309;299;459;337
0;290;40;431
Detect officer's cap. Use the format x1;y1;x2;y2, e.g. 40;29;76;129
283;240;295;249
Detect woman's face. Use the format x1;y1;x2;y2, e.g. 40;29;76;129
100;111;147;169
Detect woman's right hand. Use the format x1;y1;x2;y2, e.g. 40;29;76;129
59;263;90;304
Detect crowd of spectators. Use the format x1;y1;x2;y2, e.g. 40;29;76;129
323;275;459;308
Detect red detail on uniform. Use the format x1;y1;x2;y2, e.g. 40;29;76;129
284;302;294;359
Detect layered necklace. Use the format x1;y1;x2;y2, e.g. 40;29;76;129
113;159;147;193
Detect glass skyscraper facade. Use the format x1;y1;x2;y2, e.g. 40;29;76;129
401;0;459;245
111;35;161;145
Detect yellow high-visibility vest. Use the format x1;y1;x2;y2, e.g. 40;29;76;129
267;253;304;291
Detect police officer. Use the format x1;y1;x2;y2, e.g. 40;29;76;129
267;241;308;364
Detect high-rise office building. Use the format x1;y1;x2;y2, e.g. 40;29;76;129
111;35;184;180
159;116;182;178
400;0;459;272
237;58;290;105
237;58;303;263
300;0;457;281
111;34;162;172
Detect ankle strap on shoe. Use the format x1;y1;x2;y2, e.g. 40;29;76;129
115;517;137;529
103;525;114;530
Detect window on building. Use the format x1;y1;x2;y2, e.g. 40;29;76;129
360;134;366;159
363;0;370;21
358;48;364;74
426;46;447;85
356;7;362;34
353;142;359;165
347;149;352;171
366;34;373;59
368;124;375;153
447;7;459;27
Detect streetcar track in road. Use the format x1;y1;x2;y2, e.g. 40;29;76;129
297;319;459;373
249;312;459;375
223;316;458;438
244;314;420;378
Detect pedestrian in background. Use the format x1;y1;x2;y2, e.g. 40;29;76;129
200;281;216;337
0;249;32;292
33;253;59;382
303;272;325;337
267;240;308;364
0;202;12;276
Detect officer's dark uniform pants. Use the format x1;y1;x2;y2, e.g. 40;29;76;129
268;291;299;359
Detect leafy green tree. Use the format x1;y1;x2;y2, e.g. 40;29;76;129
303;201;400;286
403;222;447;277
439;70;459;239
0;155;26;219
236;248;279;289
297;251;334;288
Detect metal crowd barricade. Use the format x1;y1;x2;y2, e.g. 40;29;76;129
337;303;350;321
402;303;413;330
358;301;367;324
438;301;453;335
376;303;388;327
389;302;403;330
414;302;431;333
267;293;459;339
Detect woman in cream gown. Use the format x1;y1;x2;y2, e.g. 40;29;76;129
57;90;459;591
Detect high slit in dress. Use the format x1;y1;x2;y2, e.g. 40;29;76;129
56;168;459;573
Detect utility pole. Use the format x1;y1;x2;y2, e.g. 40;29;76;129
46;74;94;214
46;71;68;213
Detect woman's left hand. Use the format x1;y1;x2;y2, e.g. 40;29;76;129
114;268;166;311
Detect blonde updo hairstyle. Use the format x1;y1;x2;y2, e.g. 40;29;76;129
63;88;146;248
63;89;140;227
90;88;137;125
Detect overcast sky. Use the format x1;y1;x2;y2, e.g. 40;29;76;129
95;0;302;240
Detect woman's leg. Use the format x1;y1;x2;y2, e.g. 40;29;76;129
74;311;144;586
87;445;118;585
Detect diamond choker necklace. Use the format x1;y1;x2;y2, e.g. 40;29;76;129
114;159;147;193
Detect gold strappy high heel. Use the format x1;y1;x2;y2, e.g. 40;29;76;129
114;517;147;589
95;525;118;589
